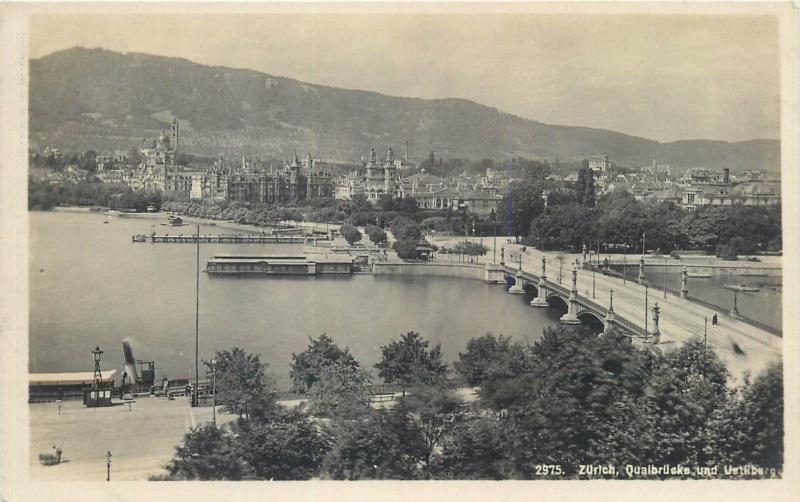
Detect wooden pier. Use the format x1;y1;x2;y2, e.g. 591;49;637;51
137;233;329;244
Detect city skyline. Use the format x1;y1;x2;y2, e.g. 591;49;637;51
30;13;780;144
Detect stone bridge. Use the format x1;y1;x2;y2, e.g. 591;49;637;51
485;260;650;343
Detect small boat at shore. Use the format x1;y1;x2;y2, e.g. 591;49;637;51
160;215;187;227
724;284;760;293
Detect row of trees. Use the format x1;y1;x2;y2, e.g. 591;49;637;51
157;327;783;480
528;191;782;256
29;149;99;172
161;201;305;227
28;178;163;212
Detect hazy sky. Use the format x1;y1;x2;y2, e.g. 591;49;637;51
30;13;780;143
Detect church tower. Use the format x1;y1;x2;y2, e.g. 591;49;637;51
384;147;396;195
366;147;378;179
171;119;179;154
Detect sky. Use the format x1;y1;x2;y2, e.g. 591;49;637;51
29;12;781;143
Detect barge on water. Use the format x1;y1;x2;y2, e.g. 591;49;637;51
205;254;356;276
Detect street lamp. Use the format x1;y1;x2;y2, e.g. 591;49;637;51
644;284;649;337
106;450;112;481
193;225;200;408
592;263;596;299
558;254;563;284
663;257;668;298
623;254;626;284
210;358;217;426
91;345;104;389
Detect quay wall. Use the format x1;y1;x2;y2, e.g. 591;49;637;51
614;260;782;277
372;262;486;281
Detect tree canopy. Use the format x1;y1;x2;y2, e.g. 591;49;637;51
374;332;448;387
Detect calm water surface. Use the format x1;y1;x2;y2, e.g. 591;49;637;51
30;211;562;386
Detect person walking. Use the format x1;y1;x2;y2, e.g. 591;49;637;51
712;313;718;326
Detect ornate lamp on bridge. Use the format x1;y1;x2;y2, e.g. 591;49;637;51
651;302;661;345
582;243;587;267
559;263;581;325
680;265;689;299
530;257;549;307
638;232;646;284
602;289;616;334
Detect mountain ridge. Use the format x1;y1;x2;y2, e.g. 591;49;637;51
29;47;780;172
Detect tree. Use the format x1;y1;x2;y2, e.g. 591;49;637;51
324;407;427;480
375;332;448;387
396;386;465;468
575;163;596;207
454;334;531;386
212;347;277;420
290;334;359;392
481;326;655;477
716;362;783;475
639;338;731;472
234;411;333;480
393;239;418;260
339;223;362;245
432;415;513;479
366;225;388;246
451;242;488;256
308;361;373;418
528;205;597;251
157;424;253;480
497;178;544;241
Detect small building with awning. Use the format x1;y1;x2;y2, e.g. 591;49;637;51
29;370;116;403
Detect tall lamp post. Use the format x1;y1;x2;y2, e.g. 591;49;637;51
644;283;649;337
492;209;497;264
91;345;103;389
623;254;626;284
663;257;668;298
210;358;217;426
193;225;200;407
106;450;112;482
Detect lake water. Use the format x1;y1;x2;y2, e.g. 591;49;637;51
29;211;563;386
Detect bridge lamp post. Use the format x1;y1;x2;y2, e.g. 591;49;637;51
623;254;626;284
644;283;649;337
592;263;596;299
492;209;497;264
558;254;563;284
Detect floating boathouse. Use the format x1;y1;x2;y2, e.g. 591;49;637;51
205;254;355;276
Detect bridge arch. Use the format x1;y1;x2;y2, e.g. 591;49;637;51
545;293;568;312
523;283;539;298
577;311;605;334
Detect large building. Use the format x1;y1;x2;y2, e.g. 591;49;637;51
333;147;402;201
